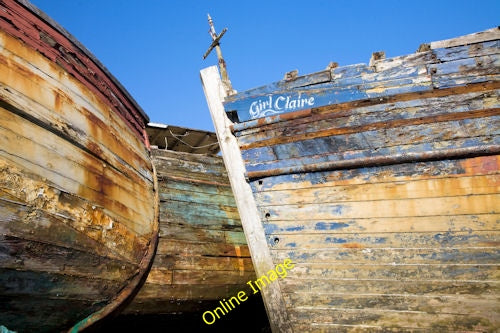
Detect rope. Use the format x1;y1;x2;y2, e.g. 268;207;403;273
168;128;219;150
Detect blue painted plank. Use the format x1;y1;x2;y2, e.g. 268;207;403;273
241;116;500;163
224;70;331;102
234;89;499;142
243;136;500;174
225;78;432;122
433;40;500;62
429;54;500;88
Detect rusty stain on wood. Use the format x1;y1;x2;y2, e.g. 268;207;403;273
0;1;158;332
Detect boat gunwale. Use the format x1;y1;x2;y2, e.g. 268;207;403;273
13;0;149;124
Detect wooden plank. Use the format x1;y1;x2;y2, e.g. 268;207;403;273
243;116;500;165
202;66;292;332
159;223;226;243
152;148;227;167
250;156;500;192
259;193;499;221
430;27;500;49
154;255;254;272
159;206;242;231
0;196;131;262
433;40;500;62
153;155;228;178
372;51;436;72
158;180;234;198
255;174;499;206
243;135;499;175
429;54;500;88
0;235;136;281
329;65;427;87
224;70;331;101
143;268;173;285
278;263;500;281
280;278;499;296
0;190;148;264
154;158;230;184
156;239;250;257
225;230;249;245
159;188;237;207
133;283;246;301
159;200;240;221
121;299;253;315
159;214;242;232
288;308;498;331
159;222;247;245
271;247;500;265
263;214;499;235
172;269;255;285
266;231;499;250
291;322;413;332
283;293;498;315
0;268;120;299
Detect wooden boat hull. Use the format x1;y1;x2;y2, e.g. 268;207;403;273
203;28;500;332
0;1;158;331
123;148;256;315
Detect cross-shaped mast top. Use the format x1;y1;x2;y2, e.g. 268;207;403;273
203;14;235;96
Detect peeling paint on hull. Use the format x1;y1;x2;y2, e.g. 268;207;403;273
122;148;256;316
216;28;500;332
0;1;158;332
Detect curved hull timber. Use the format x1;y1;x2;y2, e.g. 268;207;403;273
203;28;500;332
0;1;158;332
123;147;257;316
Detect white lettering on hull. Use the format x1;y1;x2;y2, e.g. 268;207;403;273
249;94;315;119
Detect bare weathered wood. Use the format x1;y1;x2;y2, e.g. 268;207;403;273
156;239;251;257
430;27;500;49
201;66;292;332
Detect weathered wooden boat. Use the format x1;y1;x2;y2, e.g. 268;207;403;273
0;0;158;331
116;124;269;331
202;27;500;332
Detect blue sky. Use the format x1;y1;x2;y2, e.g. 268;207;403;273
30;0;499;131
